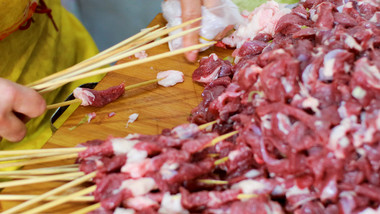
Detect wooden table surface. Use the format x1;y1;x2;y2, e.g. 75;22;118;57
1;14;233;213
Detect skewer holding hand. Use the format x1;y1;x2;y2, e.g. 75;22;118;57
46;70;185;110
0;78;46;142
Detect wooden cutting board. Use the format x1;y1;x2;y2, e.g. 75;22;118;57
0;14;233;212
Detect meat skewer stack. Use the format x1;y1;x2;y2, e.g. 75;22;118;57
1;0;380;213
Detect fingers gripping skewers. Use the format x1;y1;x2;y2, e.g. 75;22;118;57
46;70;185;110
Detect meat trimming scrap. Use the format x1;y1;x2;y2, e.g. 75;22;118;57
75;0;380;213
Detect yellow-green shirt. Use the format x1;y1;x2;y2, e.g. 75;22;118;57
0;0;101;151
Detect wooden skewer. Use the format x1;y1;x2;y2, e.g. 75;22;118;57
36;42;215;93
32;26;204;92
0;153;78;169
34;17;201;89
0;172;84;188
71;203;101;214
203;131;239;149
0;167;78;176
237;193;258;200
0;195;94;202
0;147;85;156
41;17;201;86
198;120;218;130
0;174;84;180
0;152;68;162
46;77;164;110
2;171;96;214
45;99;82;110
214;156;229;165
23;185;97;214
26;25;161;87
30;18;202;92
198;179;229;185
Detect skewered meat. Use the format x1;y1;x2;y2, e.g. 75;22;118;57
73;83;125;107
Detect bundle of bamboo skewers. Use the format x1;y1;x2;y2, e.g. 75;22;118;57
27;17;214;94
0;121;242;214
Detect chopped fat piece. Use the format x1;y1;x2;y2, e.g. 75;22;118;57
127;148;148;163
125;196;158;210
352;86;367;100
358;206;380;214
126;113;139;128
231;179;266;194
286;185;310;197
158;193;189;214
244;169;261;178
73;88;95;106
134;50;148;59
87;112;96;123
111;138;139;155
114;207;135;214
121;177;157;196
160;162;179;179
157;70;184;87
345;34;362;51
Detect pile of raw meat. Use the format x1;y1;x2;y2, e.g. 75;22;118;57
76;0;380;213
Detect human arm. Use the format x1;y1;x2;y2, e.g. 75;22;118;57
0;78;46;142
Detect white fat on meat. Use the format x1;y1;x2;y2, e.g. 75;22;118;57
352;86;367;100
208;192;222;207
358;206;380;214
320;179;338;202
261;114;272;130
285;185;316;208
158;193;189;214
222;0;291;48
171;123;200;139
276;113;291;135
370;12;379;23
280;77;293;93
355;58;380;89
111;138;140;155
228;150;240;161
157;70;184;87
114;207;136;214
244;169;261;178
126;113;139;128
319;50;343;81
73;88;95;106
337;101;349;119
127;148;148;163
285;185;310;198
125;196;158;210
122;159;153;178
160;162;179;179
121;177;157;196
328;116;356;159
345;34;362;51
231;179;266;194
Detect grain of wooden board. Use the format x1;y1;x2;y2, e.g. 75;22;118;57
0;14;233;212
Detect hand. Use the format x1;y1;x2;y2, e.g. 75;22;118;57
181;0;222;62
0;78;46;142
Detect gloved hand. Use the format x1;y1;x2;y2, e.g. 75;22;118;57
163;0;242;62
0;78;46;142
